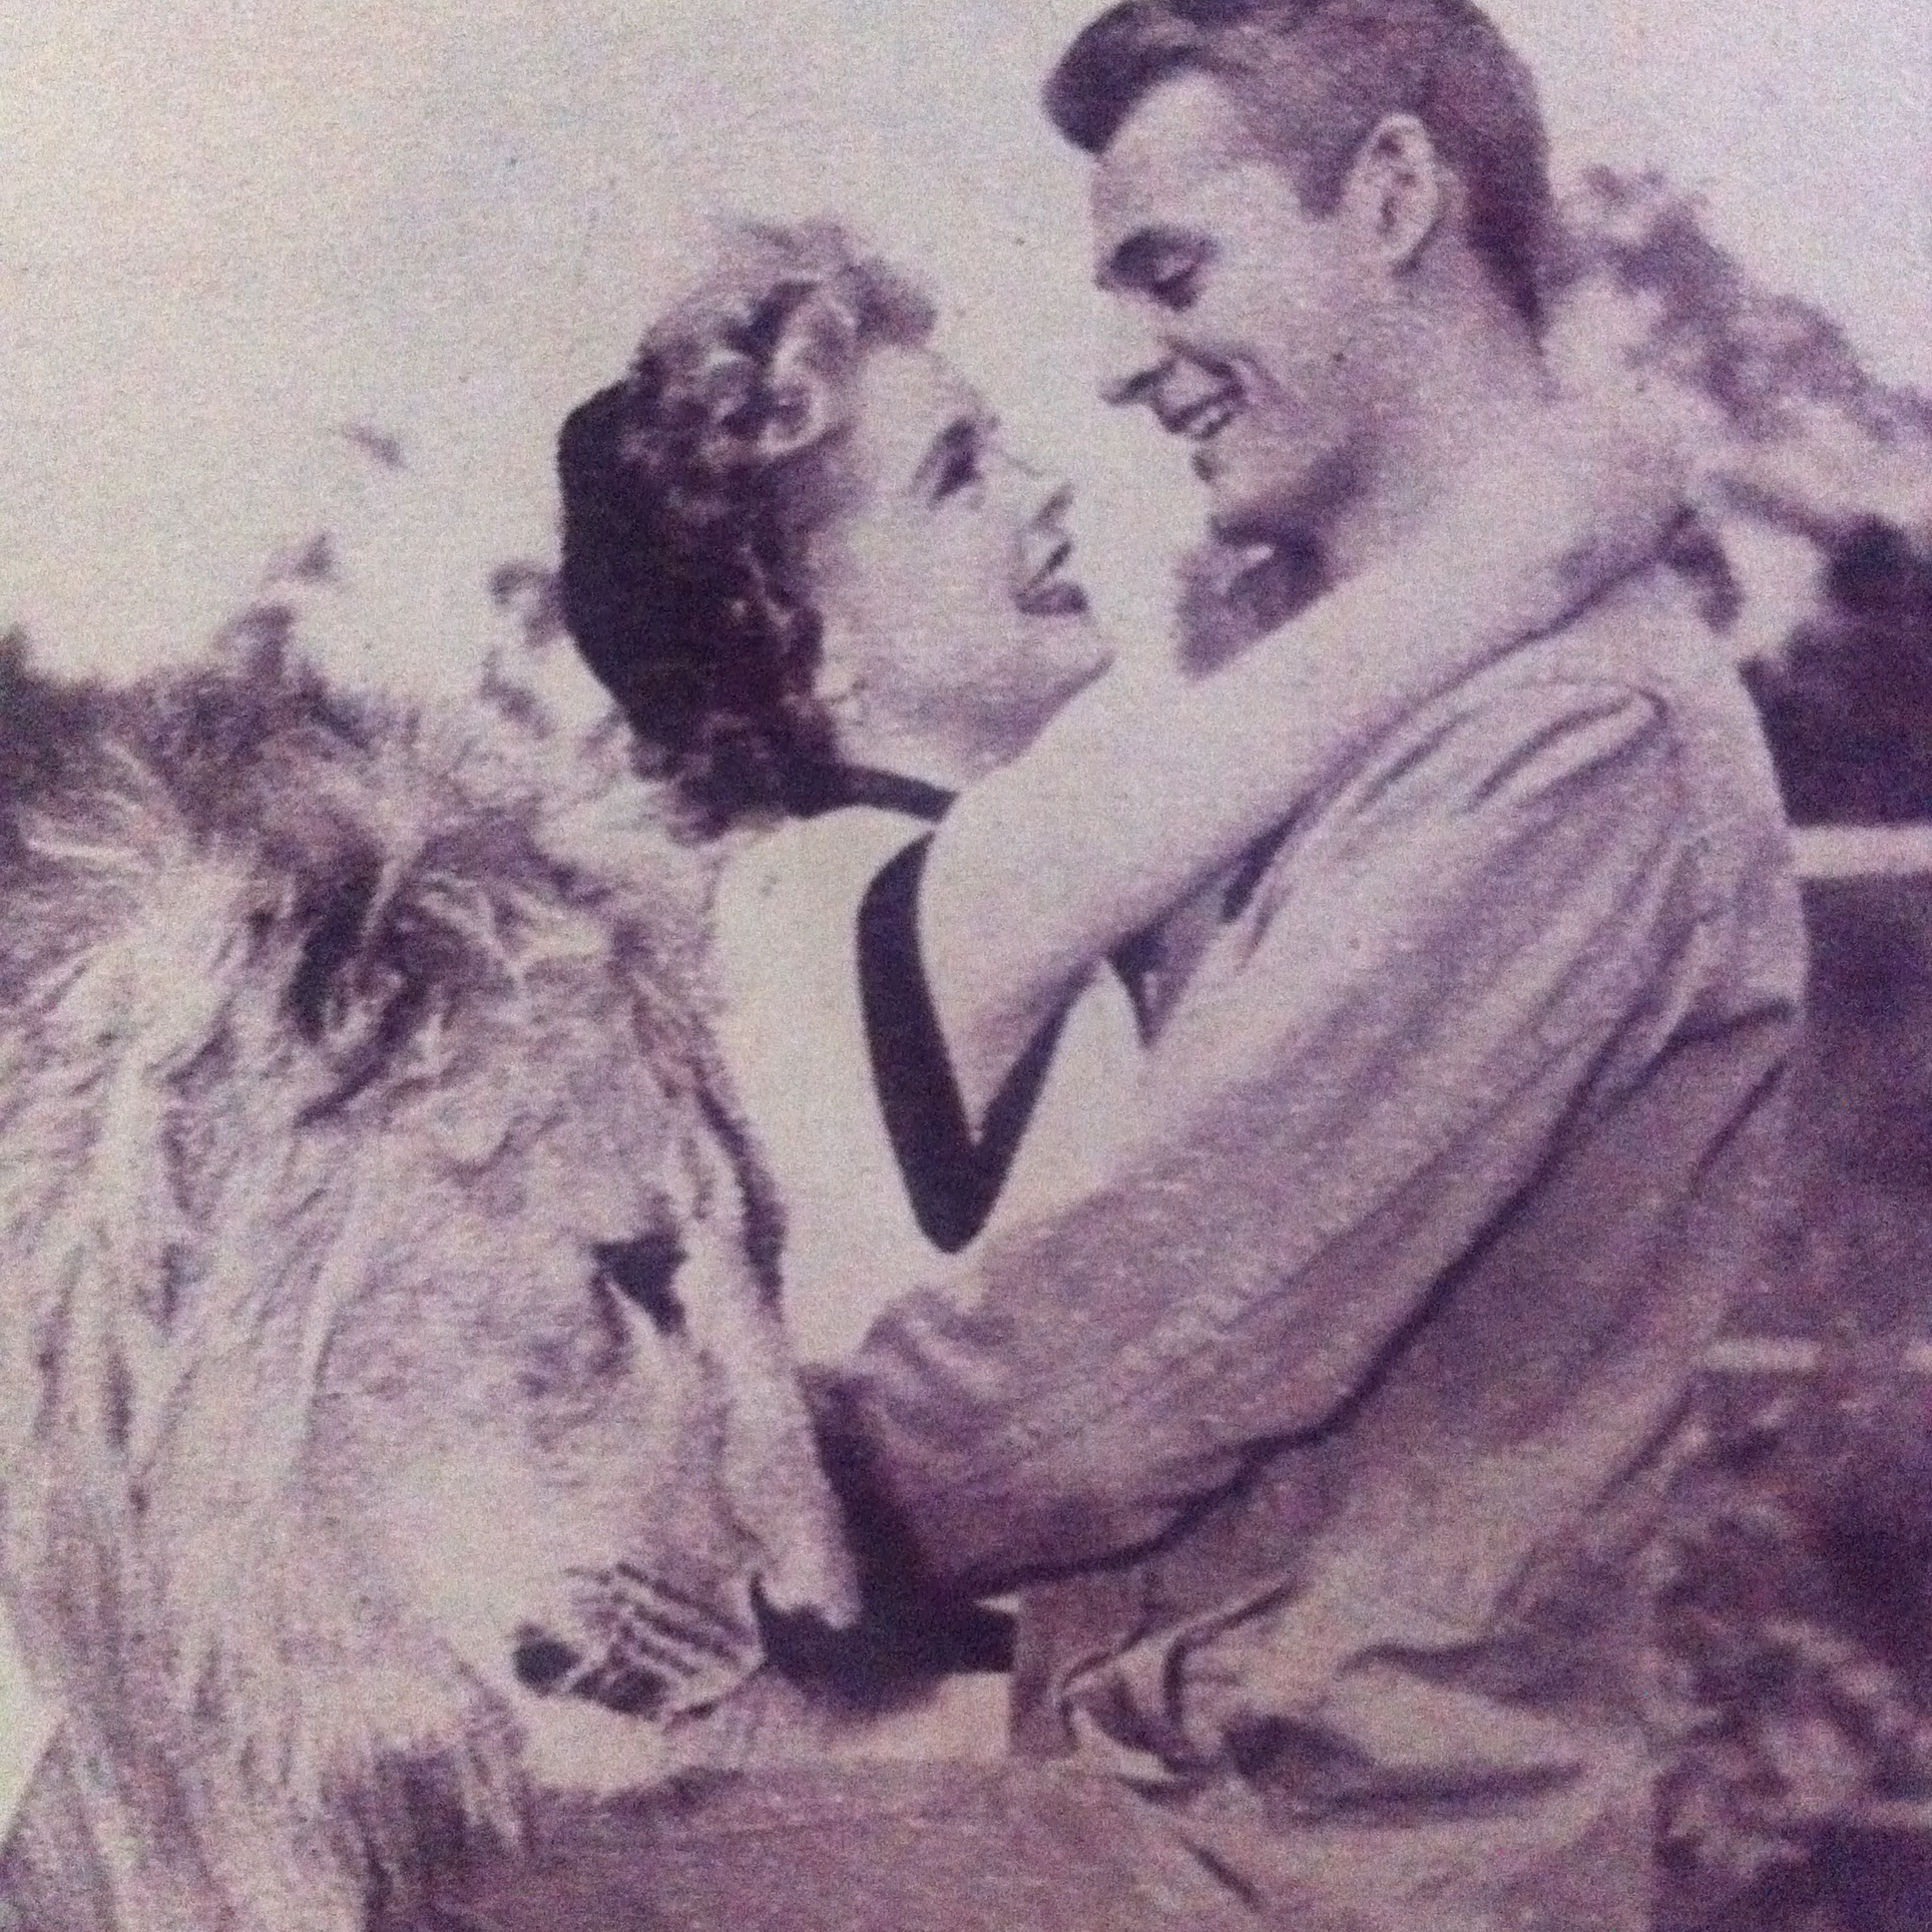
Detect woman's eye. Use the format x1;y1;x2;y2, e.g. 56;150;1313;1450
932;437;982;502
592;1233;687;1337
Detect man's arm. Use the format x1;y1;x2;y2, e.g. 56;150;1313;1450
815;679;1714;1598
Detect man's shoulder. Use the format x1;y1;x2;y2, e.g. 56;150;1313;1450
1512;551;1793;862
1509;545;1745;706
1236;553;1793;924
1388;551;1781;818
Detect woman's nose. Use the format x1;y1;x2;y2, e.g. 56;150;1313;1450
1028;479;1075;536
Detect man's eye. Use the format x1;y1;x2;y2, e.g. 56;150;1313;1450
1150;264;1200;311
592;1233;687;1336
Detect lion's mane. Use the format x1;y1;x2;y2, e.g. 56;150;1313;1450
0;640;776;1932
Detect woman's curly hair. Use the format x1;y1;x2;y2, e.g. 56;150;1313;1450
558;226;935;833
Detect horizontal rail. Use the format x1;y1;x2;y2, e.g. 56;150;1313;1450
1700;1335;1932;1376
1843;1797;1932;1833
1793;824;1932;880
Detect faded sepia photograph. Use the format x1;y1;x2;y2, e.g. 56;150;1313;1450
1;3;1927;1927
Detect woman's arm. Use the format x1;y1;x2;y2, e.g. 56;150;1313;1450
919;405;1684;1128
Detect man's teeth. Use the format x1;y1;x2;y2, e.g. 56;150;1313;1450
1183;397;1239;441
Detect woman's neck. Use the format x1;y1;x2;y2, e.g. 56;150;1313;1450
829;711;1014;796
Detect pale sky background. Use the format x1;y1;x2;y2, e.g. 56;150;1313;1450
0;0;1927;694
0;0;1928;1816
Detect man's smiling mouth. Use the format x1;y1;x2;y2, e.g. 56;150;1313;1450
1163;385;1242;478
1175;392;1240;444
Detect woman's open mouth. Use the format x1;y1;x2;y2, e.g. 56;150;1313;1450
1015;540;1092;617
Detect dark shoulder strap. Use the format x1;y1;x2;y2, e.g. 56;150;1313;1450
856;836;1072;1253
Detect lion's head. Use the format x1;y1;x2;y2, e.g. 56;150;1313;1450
0;645;856;1932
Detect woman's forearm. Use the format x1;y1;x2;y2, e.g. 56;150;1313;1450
919;414;1679;1128
920;542;1494;1124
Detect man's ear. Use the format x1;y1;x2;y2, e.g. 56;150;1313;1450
754;295;856;465
1345;112;1448;273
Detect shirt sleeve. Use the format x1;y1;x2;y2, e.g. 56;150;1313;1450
811;680;1716;1597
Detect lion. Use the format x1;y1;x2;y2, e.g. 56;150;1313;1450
0;642;861;1932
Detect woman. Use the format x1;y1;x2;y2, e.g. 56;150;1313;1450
557;226;1142;1365
554;222;1657;1368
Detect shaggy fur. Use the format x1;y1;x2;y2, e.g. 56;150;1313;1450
0;641;855;1932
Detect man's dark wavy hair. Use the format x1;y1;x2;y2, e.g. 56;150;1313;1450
1045;0;1552;329
558;227;935;832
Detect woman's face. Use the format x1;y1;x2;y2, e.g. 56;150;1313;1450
805;344;1114;776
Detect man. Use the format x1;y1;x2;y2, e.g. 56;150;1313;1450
802;4;1805;1928
423;6;1800;1928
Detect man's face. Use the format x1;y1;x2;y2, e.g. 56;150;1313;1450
1092;71;1384;549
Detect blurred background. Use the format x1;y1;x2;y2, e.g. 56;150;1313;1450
2;2;1929;1907
0;0;1926;698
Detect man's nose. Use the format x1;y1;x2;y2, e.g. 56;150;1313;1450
1101;357;1172;410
